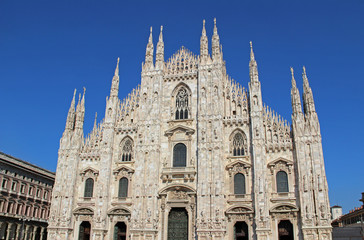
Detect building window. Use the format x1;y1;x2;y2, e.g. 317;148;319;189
2;179;7;189
232;132;245;156
121;138;133;162
20;184;25;193
234;173;246;195
36;189;41;197
175;87;189;120
84;178;94;198
28;186;33;195
173;143;187;167
11;182;17;191
118;178;128;198
276;171;289;193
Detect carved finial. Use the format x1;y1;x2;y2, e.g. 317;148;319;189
148;26;153;43
291;67;297;88
158;25;163;42
250;41;255;61
73;88;77;99
115;57;120;76
213;18;218;35
202;19;206;36
83;87;86;95
302;66;309;87
93;112;97;129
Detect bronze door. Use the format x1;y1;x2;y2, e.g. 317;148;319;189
168;208;188;240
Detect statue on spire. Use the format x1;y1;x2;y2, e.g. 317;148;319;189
212;18;221;61
200;19;209;61
249;41;259;83
144;27;154;70
156;25;164;70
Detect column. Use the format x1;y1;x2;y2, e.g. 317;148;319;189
5;222;12;240
15;223;21;240
32;226;38;240
40;226;45;240
25;225;30;240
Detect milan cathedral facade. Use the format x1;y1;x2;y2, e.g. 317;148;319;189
47;19;332;240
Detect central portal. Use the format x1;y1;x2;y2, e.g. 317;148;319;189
168;208;188;240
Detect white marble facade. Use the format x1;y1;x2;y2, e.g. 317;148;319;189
47;19;332;240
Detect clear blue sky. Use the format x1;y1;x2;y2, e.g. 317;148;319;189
0;0;363;213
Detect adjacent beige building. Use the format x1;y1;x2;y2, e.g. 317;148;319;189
0;152;54;240
47;19;332;240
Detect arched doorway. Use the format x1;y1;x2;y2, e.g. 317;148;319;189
78;221;91;240
234;221;248;240
278;220;293;240
114;222;127;240
168;208;188;240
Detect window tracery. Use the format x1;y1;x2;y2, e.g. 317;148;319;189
120;137;133;162
231;131;246;156
175;87;189;120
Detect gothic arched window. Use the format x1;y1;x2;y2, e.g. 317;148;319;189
232;132;245;156
118;177;128;198
276;171;289;193
173;143;187;167
84;178;94;198
175;87;189;120
121;138;133;162
234;173;246;195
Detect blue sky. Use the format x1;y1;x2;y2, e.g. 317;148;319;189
0;0;363;213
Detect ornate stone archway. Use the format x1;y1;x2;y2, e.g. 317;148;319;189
159;185;196;240
225;206;254;240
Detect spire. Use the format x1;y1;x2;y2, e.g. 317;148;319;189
291;67;297;88
110;57;120;97
75;87;86;130
65;89;77;131
250;41;255;61
200;19;209;60
249;41;259;83
93;112;97;130
212;18;221;61
156;25;164;69
302;66;316;114
290;67;303;116
144;26;154;69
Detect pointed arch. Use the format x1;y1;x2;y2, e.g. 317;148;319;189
172;83;191;120
230;129;248;156
120;136;134;162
